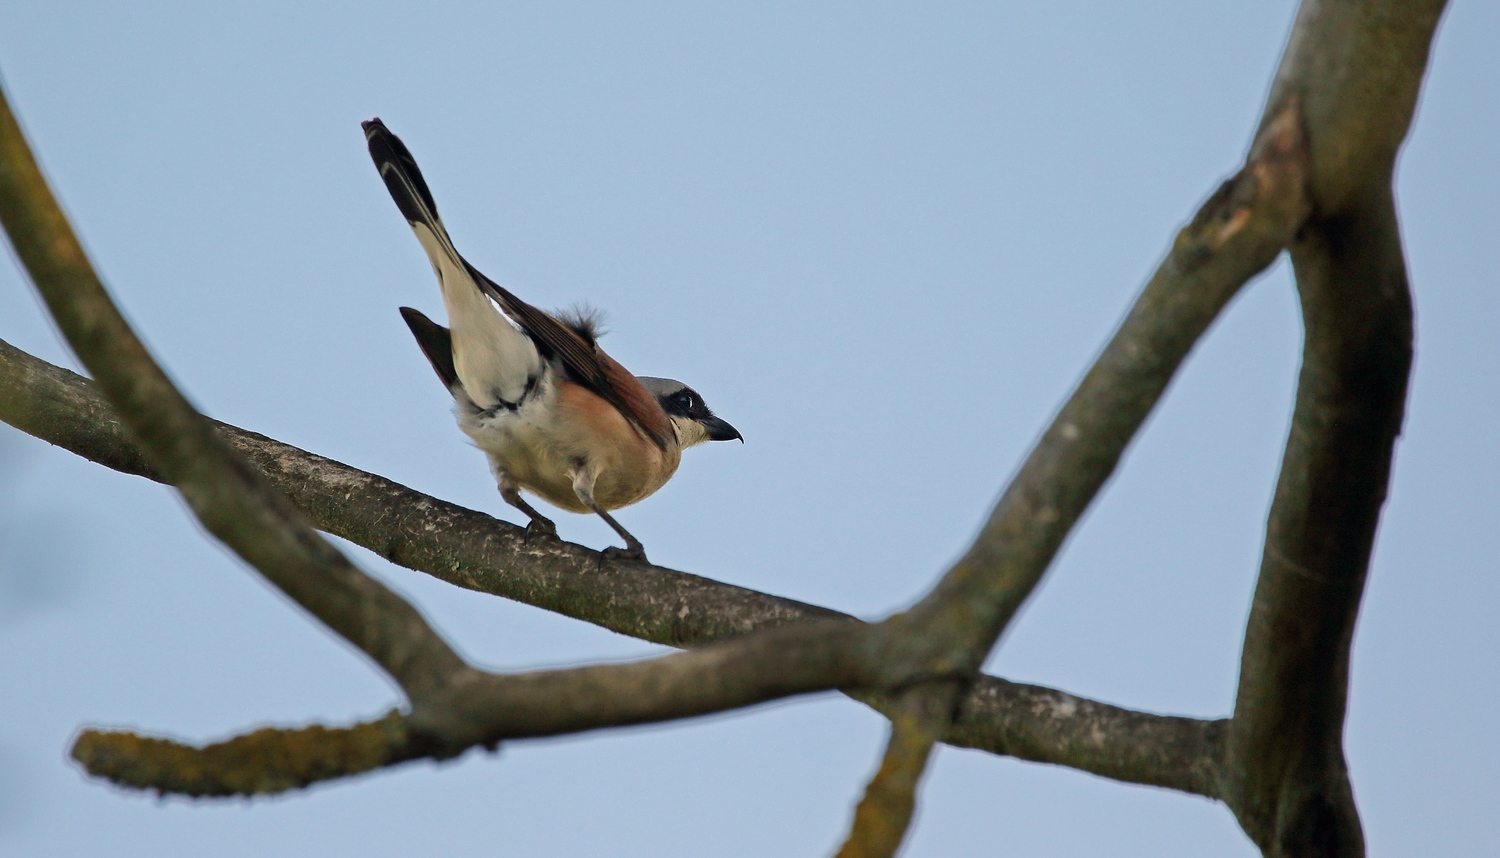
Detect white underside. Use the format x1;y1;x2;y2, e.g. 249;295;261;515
406;211;680;515
454;372;583;511
413;221;540;409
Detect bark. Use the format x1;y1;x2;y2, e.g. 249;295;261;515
0;334;1223;795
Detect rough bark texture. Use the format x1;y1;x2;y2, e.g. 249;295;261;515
0;333;1223;794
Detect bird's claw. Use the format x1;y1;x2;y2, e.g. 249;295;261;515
524;517;558;541
601;544;648;564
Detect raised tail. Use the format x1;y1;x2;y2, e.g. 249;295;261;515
364;119;542;409
363;118;459;258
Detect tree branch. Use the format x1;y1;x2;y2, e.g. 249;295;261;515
0;85;470;708
0;4;1452;850
1222;2;1444;855
0;79;890;784
826;75;1312;845
67;607;884;797
71;711;418;798
834;684;958;858
1229;188;1418;857
0;332;1225;796
940;680;1228;799
891;104;1309;679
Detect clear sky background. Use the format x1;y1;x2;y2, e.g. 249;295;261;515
0;2;1495;855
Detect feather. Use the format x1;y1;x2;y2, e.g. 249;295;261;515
398;306;459;391
554;302;607;347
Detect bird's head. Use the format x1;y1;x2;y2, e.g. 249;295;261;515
637;377;742;449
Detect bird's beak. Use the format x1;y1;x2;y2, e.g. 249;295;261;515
702;416;743;443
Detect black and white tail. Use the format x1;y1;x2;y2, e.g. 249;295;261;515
364;120;439;226
363;119;541;409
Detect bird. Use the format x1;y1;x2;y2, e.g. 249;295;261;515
362;118;741;562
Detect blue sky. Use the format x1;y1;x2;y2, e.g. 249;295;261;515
1;2;1495;855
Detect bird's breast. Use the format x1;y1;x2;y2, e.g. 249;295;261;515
459;375;680;512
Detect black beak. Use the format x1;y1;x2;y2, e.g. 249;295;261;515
702;416;743;443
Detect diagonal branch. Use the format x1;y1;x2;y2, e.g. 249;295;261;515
891;105;1310;678
0;82;469;708
940;679;1228;799
842;1;1447;849
0;77;888;785
823;101;1311;848
0;333;1226;797
72;609;877;797
835;682;961;858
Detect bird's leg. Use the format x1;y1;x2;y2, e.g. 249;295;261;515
571;468;647;562
498;476;556;539
592;507;647;562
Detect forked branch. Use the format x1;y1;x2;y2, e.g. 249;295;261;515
0;0;1452;853
1224;1;1444;854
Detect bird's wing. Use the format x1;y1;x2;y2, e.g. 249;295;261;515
364;118;540;409
472;270;675;450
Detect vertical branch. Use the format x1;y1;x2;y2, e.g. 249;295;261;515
834;683;960;858
1228;192;1412;855
1222;1;1446;855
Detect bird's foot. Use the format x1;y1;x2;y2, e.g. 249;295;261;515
524;516;558;541
600;543;648;564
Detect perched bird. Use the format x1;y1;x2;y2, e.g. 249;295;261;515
363;118;741;561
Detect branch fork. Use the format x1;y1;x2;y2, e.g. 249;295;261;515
0;2;1449;853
